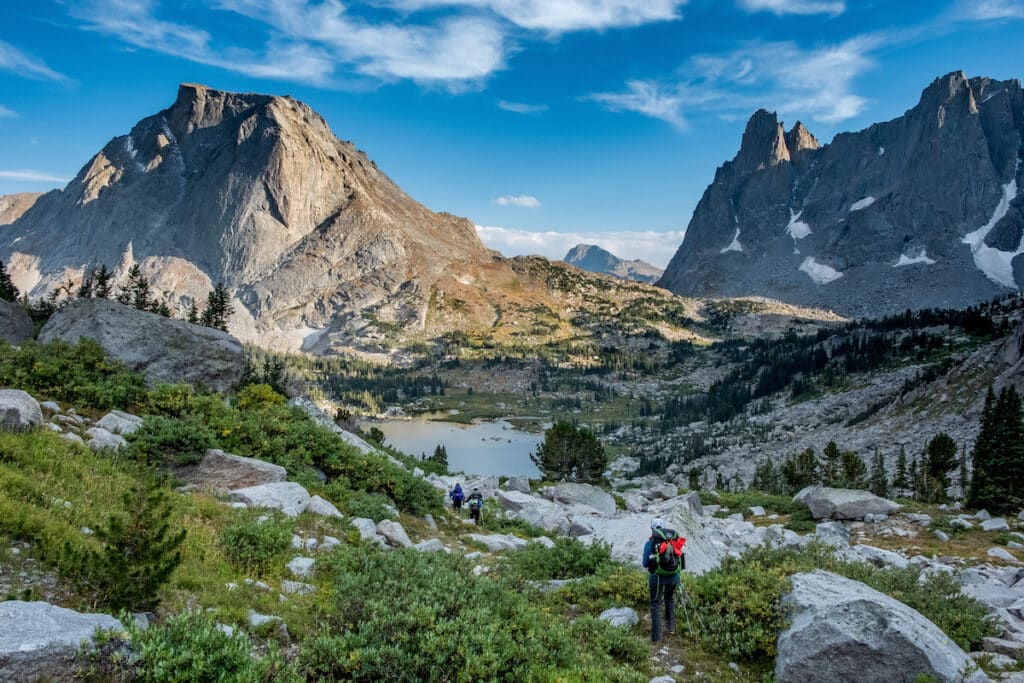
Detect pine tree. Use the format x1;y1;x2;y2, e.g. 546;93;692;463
186;301;199;324
923;432;957;502
908;456;919;501
118;264;154;311
821;440;842;486
892;446;910;497
959;444;971;501
781;447;819;495
199;282;234;331
76;267;94;299
715;470;726;491
93;264;113;299
967;386;1024;511
531;420;607;483
687;467;703;491
868;448;889;498
0;259;20;302
752;456;780;494
839;450;867;489
430;444;448;468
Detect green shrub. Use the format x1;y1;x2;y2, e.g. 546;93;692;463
783;506;816;533
219;511;294;573
236;383;286;410
324;484;396;522
477;502;547;537
61;485;185;612
128;415;216;466
501;536;614;581
145;383;196;417
0;339;147;409
703;490;811;516
309;544;648;682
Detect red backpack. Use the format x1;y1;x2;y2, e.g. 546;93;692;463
652;527;686;576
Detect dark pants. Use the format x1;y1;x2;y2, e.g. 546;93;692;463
649;573;678;642
470;508;480;524
452;500;462;512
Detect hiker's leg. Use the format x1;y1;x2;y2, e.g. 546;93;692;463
663;580;677;634
649;574;662;642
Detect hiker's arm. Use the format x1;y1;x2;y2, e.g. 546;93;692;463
641;540;652;569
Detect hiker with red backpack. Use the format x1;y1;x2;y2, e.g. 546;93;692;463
642;517;686;643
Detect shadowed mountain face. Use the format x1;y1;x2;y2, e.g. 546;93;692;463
659;71;1024;318
563;244;663;284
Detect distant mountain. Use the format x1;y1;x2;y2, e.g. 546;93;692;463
563;244;663;284
658;71;1024;318
0;84;712;355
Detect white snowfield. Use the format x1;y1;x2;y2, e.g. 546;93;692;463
786;210;812;240
894;250;936;267
961;161;1021;289
849;196;876;212
800;256;843;284
720;228;743;254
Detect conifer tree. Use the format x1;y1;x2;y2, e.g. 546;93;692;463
821;440;842;486
908;456;919;501
200;282;234;331
76;267;94;299
117;264;154;311
531;420;607;483
838;450;867;489
93;264;113;299
970;386;1024;511
923;432;957;502
752;456;781;494
186;301;199;324
869;449;889;498
892;446;910;497
715;470;726;491
781;447;819;495
430;444;448;468
687;467;703;491
0;260;19;302
959;444;971;501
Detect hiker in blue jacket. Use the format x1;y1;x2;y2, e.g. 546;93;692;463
642;517;682;643
449;483;465;512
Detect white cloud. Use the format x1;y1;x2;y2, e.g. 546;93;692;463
0;105;15;119
498;100;549;114
591;35;879;127
0;170;71;183
737;0;845;16
954;0;1024;20
475;225;684;268
388;0;687;33
0;40;69;82
493;195;542;208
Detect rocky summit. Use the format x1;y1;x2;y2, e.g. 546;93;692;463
659;71;1024;318
563;243;664;284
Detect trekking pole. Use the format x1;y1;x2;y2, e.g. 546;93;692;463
679;584;709;633
676;586;695;636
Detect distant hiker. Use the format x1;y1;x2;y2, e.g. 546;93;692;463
642;517;686;643
449;483;465;512
467;488;484;525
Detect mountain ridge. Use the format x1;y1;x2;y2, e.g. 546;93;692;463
562;243;663;284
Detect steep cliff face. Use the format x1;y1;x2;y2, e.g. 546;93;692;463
659;72;1024;317
0;84;493;349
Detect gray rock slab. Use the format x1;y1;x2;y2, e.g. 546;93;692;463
95;410;144;435
982;518;1010;532
85;426;128;451
412;539;446;553
376;520;412;548
350;518;378;541
280;580;316;596
39;298;244;393
178;449;287;492
0;300;32;345
795;486;900;520
505;475;531;493
228;482;310;517
599;607;639;628
549;482;617;517
286;556;315;578
464;533;528;552
776;570;989;683
305;495;343;519
0;389;42;432
0;601;123;682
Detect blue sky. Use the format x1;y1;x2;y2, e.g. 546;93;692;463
1;0;1023;267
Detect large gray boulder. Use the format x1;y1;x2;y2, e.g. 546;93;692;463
795;486;900;520
177;449;287;492
0;300;32;345
547;482;617;517
0;601;123;682
464;533;528;552
776;570;989;683
0;389;42;432
38;298;244;393
494;490;570;534
376;520;413;548
229;482;311;517
95;410;144;435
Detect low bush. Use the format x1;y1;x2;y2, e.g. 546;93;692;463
145;383;196;417
324;484;396;522
128;414;216;466
236;383;286;410
0;338;147;409
219;510;294;574
701;490;811;516
501;536;613;581
309;544;648;681
476;502;547;537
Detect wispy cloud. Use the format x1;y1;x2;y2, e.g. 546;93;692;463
493;195;542;208
0;40;69;82
0;105;16;119
387;0;687;33
953;0;1024;20
0;170;71;183
476;225;684;268
591;35;880;128
737;0;845;16
498;100;549;114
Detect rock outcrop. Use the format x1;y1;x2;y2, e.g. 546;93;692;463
0;601;123;682
0;389;43;432
775;570;989;682
563;244;664;284
38;298;244;392
0;300;32;345
660;72;1024;317
176;448;288;492
795;486;901;520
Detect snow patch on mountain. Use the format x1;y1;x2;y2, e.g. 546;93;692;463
799;257;843;285
961;166;1021;289
894;250;937;267
850;196;876;212
721;228;743;254
786;210;812;240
